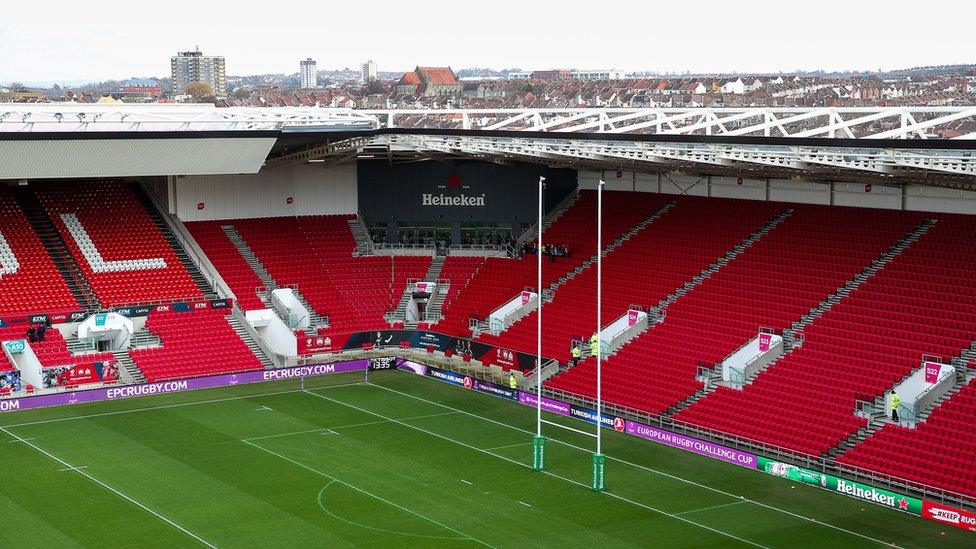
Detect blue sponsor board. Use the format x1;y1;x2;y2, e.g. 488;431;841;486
426;367;469;387
94;313;108;327
569;404;621;429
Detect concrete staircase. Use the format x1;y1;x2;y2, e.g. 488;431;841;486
348;215;375;256
783;219;935;348
424;284;450;324
670;218;935;420
227;314;275;369
129;327;163;348
9;186;100;311
830;340;976;459
221;225;276;290
516;189;580;248
129;182;216;299
548;199;677;293
659;208;793;310
221;224;327;334
112;350;146;384
425;255;446;281
390;289;412;324
828;411;889;458
66;335;97;354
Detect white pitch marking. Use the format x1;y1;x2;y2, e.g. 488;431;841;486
1;426;217;548
303;388;767;549
255;406;274;412
369;382;901;549
242;411;460;443
242;439;492;547
483;442;532;452
675;500;749;516
1;381;368;429
518;501;532;508
460;479;473;485
59;465;89;472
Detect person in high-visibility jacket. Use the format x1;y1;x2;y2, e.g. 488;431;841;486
570;344;582;366
590;334;600;360
890;391;901;421
509;374;518;390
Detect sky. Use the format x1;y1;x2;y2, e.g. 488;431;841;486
2;1;974;85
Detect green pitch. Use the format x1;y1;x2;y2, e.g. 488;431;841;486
0;370;969;548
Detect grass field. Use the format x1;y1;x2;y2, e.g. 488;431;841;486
0;370;969;548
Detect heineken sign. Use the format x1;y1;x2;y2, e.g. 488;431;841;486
421;193;486;207
756;457;921;514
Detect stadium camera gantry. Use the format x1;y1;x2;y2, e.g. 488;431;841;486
1;104;975;188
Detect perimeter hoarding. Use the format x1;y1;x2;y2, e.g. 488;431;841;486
415;365;947;523
419;366;757;469
922;500;976;532
756;457;922;514
0;360;367;414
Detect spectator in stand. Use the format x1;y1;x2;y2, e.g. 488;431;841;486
26;326;37;343
36;323;47;342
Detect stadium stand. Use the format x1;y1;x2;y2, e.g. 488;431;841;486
0;187;80;316
549;205;924;414
226;215;430;332
129;309;264;382
484;197;783;363
33;181;202;307
437;256;486;313
438;191;669;336
0;325;112;373
838;379;976;498
675;216;976;457
185;221;267;311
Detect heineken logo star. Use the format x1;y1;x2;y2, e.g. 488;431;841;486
446;172;463;189
898;498;909;511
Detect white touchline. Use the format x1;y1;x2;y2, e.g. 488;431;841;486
367;382;902;549
0;427;218;549
241;438;493;548
302;389;769;549
483;442;532;451
675;500;749;516
242;411;460;442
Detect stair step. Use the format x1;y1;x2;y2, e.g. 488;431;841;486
10;186;101;310
128;182;215;299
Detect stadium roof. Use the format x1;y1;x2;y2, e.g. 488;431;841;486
1;104;975;187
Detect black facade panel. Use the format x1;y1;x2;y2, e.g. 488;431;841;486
357;160;576;224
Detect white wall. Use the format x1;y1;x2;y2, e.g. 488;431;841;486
904;185;976;214
578;170;976;215
172;162;358;221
